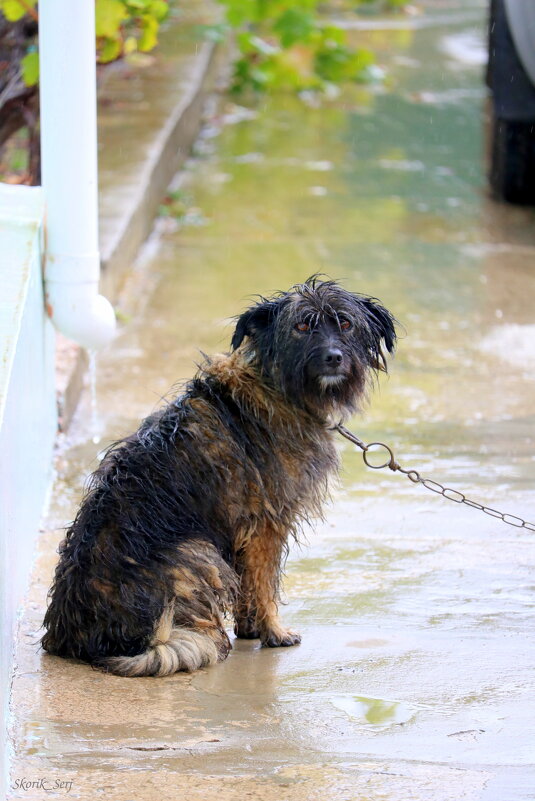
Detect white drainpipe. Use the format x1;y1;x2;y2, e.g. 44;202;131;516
39;0;116;350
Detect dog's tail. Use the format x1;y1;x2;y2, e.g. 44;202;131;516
96;606;220;677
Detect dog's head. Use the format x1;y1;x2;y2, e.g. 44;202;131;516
231;276;397;418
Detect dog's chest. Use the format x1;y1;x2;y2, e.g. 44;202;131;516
253;429;337;519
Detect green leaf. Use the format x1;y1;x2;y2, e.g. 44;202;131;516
315;43;374;83
138;15;158;51
149;0;168;22
124;35;138;54
0;0;36;22
236;31;255;53
255;0;316;22
21;51;39;86
219;0;258;27
95;0;128;38
317;26;347;47
99;37;122;63
273;8;315;48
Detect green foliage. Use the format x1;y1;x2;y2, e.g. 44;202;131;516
216;0;383;94
0;0;36;23
138;14;159;52
95;0;128;38
20;50;39;86
9;0;171;84
273;8;315;49
95;0;170;63
5;0;404;95
315;27;374;84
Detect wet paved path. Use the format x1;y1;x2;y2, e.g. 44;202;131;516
9;1;535;799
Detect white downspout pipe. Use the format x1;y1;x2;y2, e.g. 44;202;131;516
39;0;116;350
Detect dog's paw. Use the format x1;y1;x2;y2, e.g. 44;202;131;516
262;628;301;648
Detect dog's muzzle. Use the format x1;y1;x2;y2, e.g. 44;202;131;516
309;345;348;380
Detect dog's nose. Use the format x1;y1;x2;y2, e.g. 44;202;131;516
325;348;343;365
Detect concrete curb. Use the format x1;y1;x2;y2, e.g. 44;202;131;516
57;40;222;431
100;40;220;298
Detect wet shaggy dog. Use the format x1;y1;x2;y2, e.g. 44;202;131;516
42;278;396;676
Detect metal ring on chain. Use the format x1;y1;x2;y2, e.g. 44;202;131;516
362;442;395;470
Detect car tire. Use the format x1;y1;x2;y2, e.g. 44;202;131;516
490;115;535;204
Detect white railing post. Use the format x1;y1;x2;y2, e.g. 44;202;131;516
39;0;116;349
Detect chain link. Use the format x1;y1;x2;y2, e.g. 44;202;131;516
333;423;535;532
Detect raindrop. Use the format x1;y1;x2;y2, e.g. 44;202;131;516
88;350;101;445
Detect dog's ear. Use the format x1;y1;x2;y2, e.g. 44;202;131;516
231;301;277;351
361;298;396;354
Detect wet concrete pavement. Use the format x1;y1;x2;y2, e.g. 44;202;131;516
8;1;535;798
97;0;220;292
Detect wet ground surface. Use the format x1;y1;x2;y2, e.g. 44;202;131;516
9;1;535;799
97;0;217;258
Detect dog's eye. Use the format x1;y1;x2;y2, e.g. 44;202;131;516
295;321;310;332
339;319;351;331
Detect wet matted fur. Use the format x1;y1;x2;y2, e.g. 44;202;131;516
42;277;396;676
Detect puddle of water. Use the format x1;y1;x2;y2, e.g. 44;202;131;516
440;30;488;66
331;695;417;728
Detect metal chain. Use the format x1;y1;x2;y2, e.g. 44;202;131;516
333;423;535;532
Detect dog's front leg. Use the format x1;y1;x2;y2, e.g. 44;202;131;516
234;528;301;648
